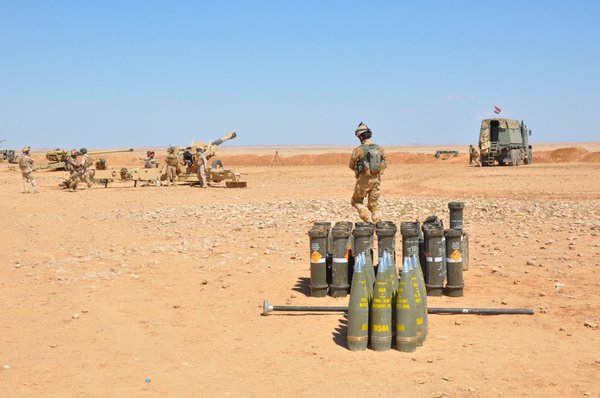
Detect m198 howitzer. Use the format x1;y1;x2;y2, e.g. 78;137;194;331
34;148;134;171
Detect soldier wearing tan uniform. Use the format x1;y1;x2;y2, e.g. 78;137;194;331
80;148;96;188
196;147;208;188
64;150;83;191
18;146;37;193
469;144;481;167
349;122;386;222
165;147;178;186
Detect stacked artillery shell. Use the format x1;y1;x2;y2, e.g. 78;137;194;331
347;252;370;351
370;252;394;351
313;221;333;285
423;224;446;296
352;225;375;296
330;225;351;297
308;226;329;297
444;228;464;297
396;256;420;352
401;226;428;347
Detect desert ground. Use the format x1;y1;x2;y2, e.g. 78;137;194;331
1;143;599;397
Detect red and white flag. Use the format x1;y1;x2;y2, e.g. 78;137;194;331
493;105;502;114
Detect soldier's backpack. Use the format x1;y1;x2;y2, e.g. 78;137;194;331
359;144;383;176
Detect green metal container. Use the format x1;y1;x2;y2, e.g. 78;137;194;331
444;228;464;297
331;226;351;297
353;226;375;296
423;224;445;296
448;202;465;230
308;226;328;297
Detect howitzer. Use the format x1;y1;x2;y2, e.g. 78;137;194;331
261;299;534;316
36;148;134;171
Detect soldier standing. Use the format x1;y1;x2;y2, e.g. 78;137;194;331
196;147;208;188
349;122;386;222
469;144;481;167
165;147;178;186
64;149;83;191
80;148;96;188
18;146;37;193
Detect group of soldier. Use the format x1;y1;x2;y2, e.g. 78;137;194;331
17;145;210;192
15;130;475;223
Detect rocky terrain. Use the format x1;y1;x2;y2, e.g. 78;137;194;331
0;147;599;397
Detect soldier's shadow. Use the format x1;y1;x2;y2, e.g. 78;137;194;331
332;314;348;349
292;277;311;297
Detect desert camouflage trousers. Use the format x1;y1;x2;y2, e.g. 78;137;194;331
166;165;177;186
64;171;82;191
21;171;37;193
469;154;481;167
351;174;381;222
197;165;207;187
82;168;95;187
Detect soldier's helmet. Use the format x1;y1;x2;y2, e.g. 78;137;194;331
80;147;88;154
355;122;371;137
22;146;31;153
70;149;78;157
196;147;204;153
167;146;175;153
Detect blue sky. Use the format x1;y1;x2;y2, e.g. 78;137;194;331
1;0;598;148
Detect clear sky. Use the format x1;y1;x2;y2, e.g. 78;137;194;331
1;0;598;148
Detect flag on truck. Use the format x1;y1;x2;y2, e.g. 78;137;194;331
494;105;502;114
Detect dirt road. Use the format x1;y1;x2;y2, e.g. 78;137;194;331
1;148;599;397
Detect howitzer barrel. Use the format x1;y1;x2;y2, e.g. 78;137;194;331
261;300;534;316
88;148;134;155
210;131;236;146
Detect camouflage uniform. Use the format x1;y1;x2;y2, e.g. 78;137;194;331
165;149;178;186
469;145;481;167
196;149;208;188
81;152;96;187
64;152;83;191
349;123;386;223
18;147;37;193
142;153;159;169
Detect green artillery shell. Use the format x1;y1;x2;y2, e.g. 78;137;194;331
424;225;445;296
408;255;428;346
308;226;328;297
331;226;351;297
396;257;419;352
444;228;464;297
448;202;465;230
347;256;370;351
370;257;393;351
353;226;375;296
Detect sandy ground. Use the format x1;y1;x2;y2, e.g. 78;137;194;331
1;145;599;398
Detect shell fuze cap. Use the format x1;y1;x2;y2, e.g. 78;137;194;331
355;122;371;137
22;146;31;153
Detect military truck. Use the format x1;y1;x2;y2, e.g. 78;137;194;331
478;118;533;166
0;139;17;163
